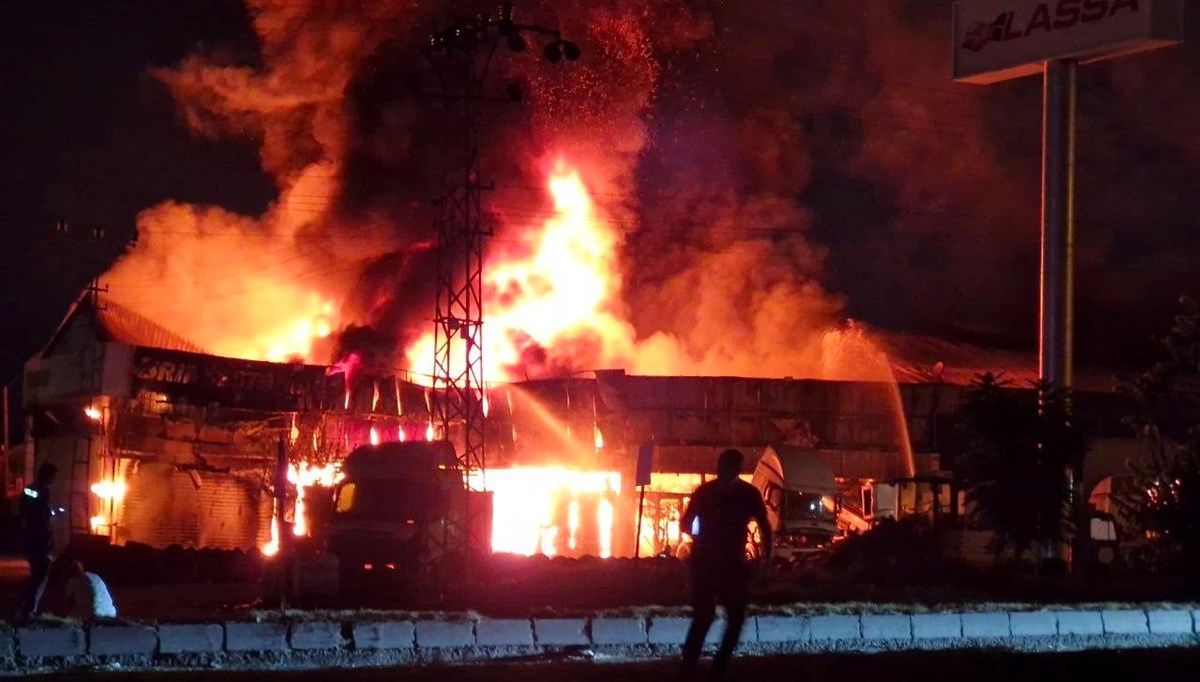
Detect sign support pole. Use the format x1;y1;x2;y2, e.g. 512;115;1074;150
634;485;646;559
1040;58;1076;396
1040;58;1076;564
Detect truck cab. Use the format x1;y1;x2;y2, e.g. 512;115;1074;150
324;440;463;598
750;444;840;561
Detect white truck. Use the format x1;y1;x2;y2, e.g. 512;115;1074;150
749;444;841;561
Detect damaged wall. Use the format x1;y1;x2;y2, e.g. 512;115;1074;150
121;462;270;550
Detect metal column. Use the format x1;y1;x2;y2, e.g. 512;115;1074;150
1040;59;1077;565
1039;59;1076;392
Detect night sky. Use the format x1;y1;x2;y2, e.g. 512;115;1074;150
1;0;1198;390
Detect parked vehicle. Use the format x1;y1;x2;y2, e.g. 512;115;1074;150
323;440;469;600
749;444;841;562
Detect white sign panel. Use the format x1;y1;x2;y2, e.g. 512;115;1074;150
953;0;1183;83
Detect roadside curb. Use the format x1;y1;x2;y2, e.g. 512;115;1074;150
2;606;1197;674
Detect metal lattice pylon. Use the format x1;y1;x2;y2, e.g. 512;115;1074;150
430;53;491;568
424;2;581;578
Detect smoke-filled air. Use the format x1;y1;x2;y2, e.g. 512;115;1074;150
101;0;988;386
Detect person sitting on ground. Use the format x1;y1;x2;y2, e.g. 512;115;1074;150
63;560;117;620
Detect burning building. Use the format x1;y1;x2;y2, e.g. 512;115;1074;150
15;1;1150;566
21;290;1138;562
19;291;937;556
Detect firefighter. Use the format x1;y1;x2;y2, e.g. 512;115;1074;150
16;463;60;621
678;449;772;682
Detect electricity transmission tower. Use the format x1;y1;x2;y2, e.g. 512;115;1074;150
423;3;579;574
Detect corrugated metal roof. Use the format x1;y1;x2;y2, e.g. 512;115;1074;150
95;301;206;353
40;294;206;357
876;330;1117;391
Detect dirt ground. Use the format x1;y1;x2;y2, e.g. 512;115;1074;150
3;552;1194;624
0;557;262;622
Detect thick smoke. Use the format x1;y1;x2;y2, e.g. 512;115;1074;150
101;0;1196;382
97;0;894;383
103;0;430;366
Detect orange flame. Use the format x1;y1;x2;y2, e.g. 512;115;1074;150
260;461;344;553
262;517;280;557
90;480;127;500
406;160;630;383
90;468;129;538
479;467;620;557
369;427;380;446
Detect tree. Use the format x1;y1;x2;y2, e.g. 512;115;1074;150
1118;296;1200;579
958;373;1087;565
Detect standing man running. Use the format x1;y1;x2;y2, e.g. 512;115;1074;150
679;449;771;681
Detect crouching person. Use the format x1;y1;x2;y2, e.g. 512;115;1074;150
64;560;117;620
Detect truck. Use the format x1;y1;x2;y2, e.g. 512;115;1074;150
322;440;475;601
749;444;841;562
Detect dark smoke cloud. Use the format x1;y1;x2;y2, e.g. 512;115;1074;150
100;0;1200;376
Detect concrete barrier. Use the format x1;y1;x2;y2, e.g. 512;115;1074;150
1148;610;1193;635
352;621;414;650
962;612;1010;639
533;618;589;646
475;619;534;647
159;623;223;654
591;618;648;645
90;625;157;656
17;627;85;659
861;614;911;641
1009;611;1057;637
648;617;729;646
415;620;474;649
1054;611;1103;636
1102;610;1149;635
225;622;288;652
755;616;810;644
912;614;962;640
810;615;860;641
0;605;1197;673
290;622;346;650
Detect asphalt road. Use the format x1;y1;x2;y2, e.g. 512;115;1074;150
33;648;1200;682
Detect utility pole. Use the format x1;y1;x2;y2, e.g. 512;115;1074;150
3;383;9;497
423;2;579;579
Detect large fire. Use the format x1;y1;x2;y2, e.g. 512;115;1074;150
266;457;622;559
262;461;343;557
482;467;621;558
405;160;631;383
94;1;923;563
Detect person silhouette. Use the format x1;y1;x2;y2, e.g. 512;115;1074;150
678;449;771;681
17;463;60;621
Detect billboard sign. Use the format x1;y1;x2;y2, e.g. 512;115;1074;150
953;0;1183;83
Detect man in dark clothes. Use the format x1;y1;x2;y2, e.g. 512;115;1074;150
17;463;58;621
678;449;772;681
